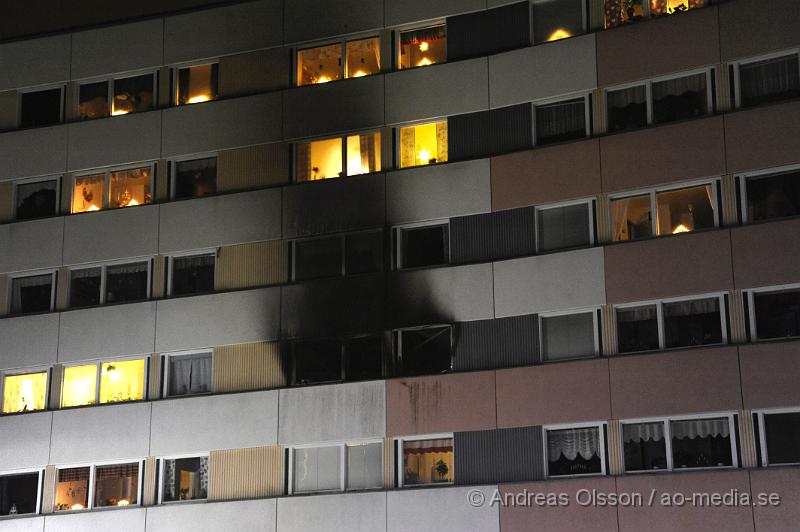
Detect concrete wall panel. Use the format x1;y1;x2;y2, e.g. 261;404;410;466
63;205;159;265
145;499;276;532
58;302;156;361
44;508;145;532
276;492;386;532
0;412;52;470
386;0;484;26
67;112;162;171
0;517;44;532
71;19;164;79
740;342;800;410
0;35;70;91
387;485;500;532
284;0;382;42
725;101;800;174
0;127;67;181
0;217;64;273
750;467;800;532
719;0;800;61
0;313;59;369
731;218;800;289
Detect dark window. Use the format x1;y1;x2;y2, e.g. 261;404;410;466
70;267;102;308
532;0;584;44
167;352;212;397
607;85;647;133
547;427;602;476
171;254;215;296
652;73;708;124
745;170;800;222
174;157;217;199
10;274;52;314
671;418;732;469
294;236;342;281
617;305;659;353
535;98;586;145
537;203;590;252
292;339;342;385
541;312;595;361
177;63;219;105
398;326;452;376
764;412;800;465
20;88;62;128
15;179;57;220
663;297;722;348
400;225;449;269
105;262;148;303
623;422;668;472
78;81;109;120
344;336;383;381
112;74;154;115
162;456;208;502
0;473;39;515
754;289;800;340
345;231;383;275
739;54;800;108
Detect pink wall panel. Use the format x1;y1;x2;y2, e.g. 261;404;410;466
719;0;800;61
749;468;800;532
730;218;800;290
725;101;800;174
739;342;800;410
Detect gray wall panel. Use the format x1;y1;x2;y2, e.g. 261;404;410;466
284;0;382;42
385;58;489;124
155;288;281;352
44;508;146;532
453;314;537;371
0;35;71;91
386;0;485;26
71;19;164;79
67;112;162;171
58;302;157;361
145;499;277;532
454;426;543;484
0;126;68;181
150;390;279;456
387;486;500;532
0;516;44;532
0;412;52;470
0;313;59;369
62;205;159;265
276;491;386;532
0;217;64;273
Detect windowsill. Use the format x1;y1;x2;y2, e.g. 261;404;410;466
293;168;384;186
401;481;454;489
159;498;208;505
294;71;382;89
545;472;604;480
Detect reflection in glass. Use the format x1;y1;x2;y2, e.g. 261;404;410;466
399;26;446;69
112;74;154;116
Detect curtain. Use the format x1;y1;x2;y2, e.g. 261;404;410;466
403;439;453;454
740;56;800;103
400;127;416;168
11;274;50;313
536;100;585;143
652;73;706;100
169;354;212;395
608;85;646;109
547;427;599;462
623;422;665;443
663;297;718;317
617;305;657;322
436;122;448;163
296;143;311;181
359;134;377;173
671;418;730;440
604;0;622;27
610;198;631;241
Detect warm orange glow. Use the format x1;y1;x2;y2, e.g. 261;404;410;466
3;372;47;413
672;224;691;234
346;133;381;176
87;205;100;212
125;198;140;207
419;41;429;52
400;121;447;168
352;70;367;78
417;57;432;67
316;75;331;84
547;28;572;41
417;148;432;163
186;94;211;104
117;499;130;506
70;504;84;511
110;106;130;116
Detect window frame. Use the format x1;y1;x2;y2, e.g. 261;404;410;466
754;406;800;468
54;460;144;512
736;162;800;224
543;421;607;479
291;228;383;281
12;175;62;221
395;433;454;488
394;324;454;376
6;269;57;315
730;49;800;109
538;307;601;362
157;453;210;504
294;33;382;87
161;349;214;399
0;468;43;516
60;355;149;408
168;152;218;200
745;282;800;342
166;249;217;297
16;83;65;128
287;439;384;494
70;161;156;214
0;366;51;414
531;92;592;146
393;219;451;271
394;20;447;71
75;69;158;118
170;60;220;106
534;197;595;253
68;257;153;307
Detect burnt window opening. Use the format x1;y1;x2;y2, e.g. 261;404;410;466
399;224;449;269
396;326;453;376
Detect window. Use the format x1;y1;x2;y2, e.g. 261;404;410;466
540;311;598;361
749;287;800;341
55;462;141;511
0;472;40;516
604;0;706;28
296;37;380;86
545;424;605;477
741;167;800;223
170;254;215;296
71;165;153;213
290;335;383;385
397;223;449;269
2;371;48;414
758;410;800;466
15;178;58;220
55;467;90;511
160;456;208;502
532;0;585;44
616;304;659;353
295;132;381;181
70;261;151;308
61;358;146;407
623;421;668;471
610;182;717;241
398;25;446;69
165;352;212;397
291;441;382;494
399;121;448;168
399;436;453;487
606;85;647;133
292;230;382;281
9;272;54;314
19;87;63;128
175;63;219;105
69;267;101;308
735;52;800;109
172;156;217;199
536;201;592;252
534;96;588;145
78;73;155;119
396;326;452;376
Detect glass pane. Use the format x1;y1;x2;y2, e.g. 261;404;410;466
296;137;343;181
532;0;584;44
346;37;380;78
71;173;104;213
541;312;595;361
604;0;644;28
297;44;342;86
754;290;800;340
106;262;149;303
171;254;215;296
109;166;152;208
62;365;98;407
99;359;145;404
70;267;102;308
655;185;715;235
537;203;590;252
177;63;219;105
20;88;62;128
346;132;381;175
2;372;48;414
652;73;707;124
55;467;90;511
400;326;452;376
162;457;209;502
607;85;647;133
403;438;453;485
739;54;800;108
650;0;706;16
623;422;667;471
671;418;732;468
167;353;212;396
610;194;652;241
94;463;139;507
293;446;341;492
112;74;154;115
344;336;383;381
293;340;342;385
78;81;109;120
10;274;52;314
0;473;39;515
174;157;217;199
399;122;448;168
401;225;449;269
617;305;659;353
294;236;343;281
399;25;446;69
535;98;586;145
663;297;722;348
345;231;383;275
764;412;800;465
346;442;382;490
746;170;800;222
547;427;601;476
15;179;57;220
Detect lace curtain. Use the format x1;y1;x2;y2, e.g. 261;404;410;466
547;427;599;462
671;418;730;440
623;422;665;443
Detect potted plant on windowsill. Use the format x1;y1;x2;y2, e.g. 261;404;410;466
433;460;449;482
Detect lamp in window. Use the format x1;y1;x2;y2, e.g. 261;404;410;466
672;203;695;234
104;365;122;382
547;28;572;41
117;499;130;506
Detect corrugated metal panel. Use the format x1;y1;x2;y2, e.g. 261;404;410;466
218;143;290;192
156;159;169;203
384;437;394;489
716;63;733;113
738;409;758;468
448;111;490;162
596;193;611;244
607;419;623;474
454;426;544;484
219;49;289;98
729;289;747;344
490;104;532;155
55;268;69;311
49;364;63;410
447;2;530;62
451;207;536;264
721;174;738;227
0;91;17;132
151;255;167;299
41;465;57;513
213;341;286;393
0;274;8;315
142;456;157;506
215;240;288;291
601;304;617;356
454;314;538;371
148;354;162;400
592;89;606;136
208;445;284;501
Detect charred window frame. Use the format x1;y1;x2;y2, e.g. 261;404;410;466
394;325;453;377
291;229;383;282
395;221;450;270
289;334;385;385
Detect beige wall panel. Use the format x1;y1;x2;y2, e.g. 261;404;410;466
219;49;290;97
214;240;288;291
383;437;393;489
728;289;747;345
738;409;757;469
212;341;286;393
595;193;610;244
0;91;16;132
143;456;158;506
601;304;616;356
218;143;290;192
720;174;738;227
48;364;63;410
208;445;284;501
0;181;13;223
41;465;57;514
152;255;167;299
55;268;69;311
607;419;623;475
148;353;162;400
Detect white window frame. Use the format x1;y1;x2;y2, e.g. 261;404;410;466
170;60;220;106
293;130;382;182
393;219;451;270
543;421;607;479
0;366;51;414
745;282;800;342
6;269;57;315
395;20;447;71
534;197;595;253
730;49;800;109
157;453;210;504
538;307;601;362
0;468;44;516
161;349;214;399
60;355;149;408
75;69;158;118
395;324;454;374
395;433;454;488
168;152;218;200
166;249;216;297
70;161;157;214
17;83;65;128
293;33;382;87
54;460;144;512
287;439;384;494
736;162;800;224
531;92;592;146
12;175;61;220
68;257;153;307
620;412;739;473
395;118;448;169
754;406;800;468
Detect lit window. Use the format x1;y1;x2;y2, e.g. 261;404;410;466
532;0;584;44
19;87;63;128
170;254;215;296
605;0;705;28
743;168;800;223
71;173;105;213
296;132;380;181
398;223;449;269
15;178;58;220
346;38;381;79
399;121;447;168
346;133;381;176
161;457;209;502
750;287;800;341
540;311;597;361
165;352;212;397
78;73;155;120
546;425;604;477
176;63;219;105
173;157;217;199
737;53;800;108
2;372;48;413
71;165;153;213
396;326;452;376
398;25;446;69
400;437;453;486
61;365;98;408
55;467;90;511
10;273;54;315
296;37;380;86
536;202;592;252
649;0;706;16
94;463;139;507
0;472;40;516
759;411;800;466
69;261;150;308
535;97;587;145
99;359;145;404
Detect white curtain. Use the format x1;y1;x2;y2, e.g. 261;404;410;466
547;427;599;462
740;55;799;103
617;305;657;322
169;354;212;395
652;72;706;100
623;422;665;443
663;297;718;318
671;418;730;440
536;99;585;141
